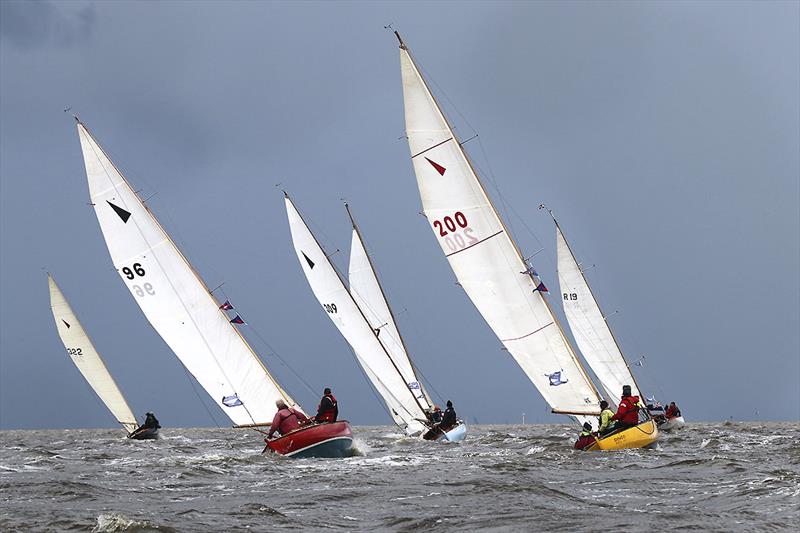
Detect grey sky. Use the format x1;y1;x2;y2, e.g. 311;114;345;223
1;1;797;430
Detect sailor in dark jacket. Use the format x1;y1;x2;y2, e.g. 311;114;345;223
315;387;338;423
143;412;160;429
440;400;457;431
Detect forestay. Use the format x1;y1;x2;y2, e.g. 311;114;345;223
555;222;641;402
285;195;429;435
398;35;601;419
77;121;298;426
49;274;138;433
347;206;433;412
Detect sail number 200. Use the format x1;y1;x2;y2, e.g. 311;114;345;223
433;212;477;253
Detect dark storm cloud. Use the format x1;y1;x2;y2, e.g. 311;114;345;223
0;1;797;430
1;1;95;50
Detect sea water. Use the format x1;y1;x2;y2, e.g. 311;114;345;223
0;422;797;531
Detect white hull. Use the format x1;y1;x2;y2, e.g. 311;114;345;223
442;422;467;442
660;416;685;431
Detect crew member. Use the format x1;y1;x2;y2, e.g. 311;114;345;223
574;422;596;450
429;406;443;424
129;412;160;438
267;399;308;439
440;400;457;431
598;400;616;436
315;387;338;423
610;385;642;429
665;402;682;419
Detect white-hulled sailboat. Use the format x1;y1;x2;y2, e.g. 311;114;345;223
74;119;353;457
285;195;465;441
48;274;155;439
546;207;683;431
395;33;657;450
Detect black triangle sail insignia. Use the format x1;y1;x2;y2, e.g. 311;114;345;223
62;319;71;329
107;201;131;223
302;252;315;269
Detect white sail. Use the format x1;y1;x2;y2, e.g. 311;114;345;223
555;222;641;402
48;274;139;433
285;195;429;435
76;120;298;426
398;35;601;419
347;207;433;412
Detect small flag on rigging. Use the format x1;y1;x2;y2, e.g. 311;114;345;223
222;394;243;407
545;370;569;386
219;300;234;311
533;282;549;294
230;315;246;325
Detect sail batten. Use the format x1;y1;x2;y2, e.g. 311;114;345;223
48;275;139;434
285;196;429;435
555;220;642;402
399;38;601;420
77;123;298;426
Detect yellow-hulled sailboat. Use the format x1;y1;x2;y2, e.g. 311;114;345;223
585;419;659;451
394;32;657;450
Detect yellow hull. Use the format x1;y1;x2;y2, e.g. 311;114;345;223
586;419;659;451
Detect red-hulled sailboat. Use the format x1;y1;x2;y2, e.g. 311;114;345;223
265;421;353;458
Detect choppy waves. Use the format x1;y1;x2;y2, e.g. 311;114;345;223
0;422;797;531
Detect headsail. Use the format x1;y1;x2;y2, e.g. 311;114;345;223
285;195;429;435
553;216;642;402
346;205;433;412
48;274;138;433
76;120;298;426
397;34;601;419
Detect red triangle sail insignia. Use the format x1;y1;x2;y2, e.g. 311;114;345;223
425;157;446;176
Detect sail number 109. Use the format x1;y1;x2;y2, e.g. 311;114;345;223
433;211;477;253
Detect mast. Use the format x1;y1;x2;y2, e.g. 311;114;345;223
544;206;644;400
396;33;602;421
48;274;139;434
345;203;434;408
76;119;298;426
285;194;430;429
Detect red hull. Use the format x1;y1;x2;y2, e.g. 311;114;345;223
265;421;353;458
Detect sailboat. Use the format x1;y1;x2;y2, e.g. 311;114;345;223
548;208;684;431
73;118;353;457
48;274;156;439
285;195;466;442
394;33;657;450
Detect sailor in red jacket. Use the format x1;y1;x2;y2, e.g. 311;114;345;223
315;387;338;423
574;422;597;450
611;385;642;429
665;402;682;419
267;399;308;439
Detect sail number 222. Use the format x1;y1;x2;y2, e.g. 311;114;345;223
432;211;477;253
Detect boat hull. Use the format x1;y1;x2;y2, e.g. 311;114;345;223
265;421;354;458
442;422;467;442
660;416;685;431
585;419;658;451
128;427;159;440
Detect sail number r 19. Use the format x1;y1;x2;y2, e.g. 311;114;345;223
563;293;578;301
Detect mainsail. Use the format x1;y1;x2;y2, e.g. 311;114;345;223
48;274;139;433
285;195;429;435
397;33;601;420
346;205;433;413
76;119;298;426
552;214;642;402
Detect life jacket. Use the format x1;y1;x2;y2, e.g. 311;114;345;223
612;395;641;426
574;430;596;450
599;408;615;430
317;393;338;423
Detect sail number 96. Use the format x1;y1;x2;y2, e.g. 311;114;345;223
433;211;477;253
122;263;146;279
